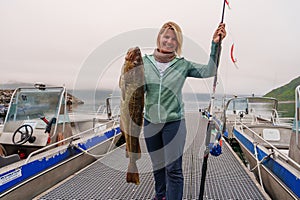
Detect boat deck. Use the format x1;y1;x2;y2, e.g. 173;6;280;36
36;112;269;199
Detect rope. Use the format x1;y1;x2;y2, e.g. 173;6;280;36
252;142;269;192
250;150;274;172
72;121;119;158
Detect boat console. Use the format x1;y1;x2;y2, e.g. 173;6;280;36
0;85;69;162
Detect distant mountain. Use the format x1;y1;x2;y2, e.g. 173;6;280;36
264;76;300;101
0;81;33;89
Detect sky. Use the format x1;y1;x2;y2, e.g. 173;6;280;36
0;0;299;96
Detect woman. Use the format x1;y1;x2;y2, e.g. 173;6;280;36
142;21;226;200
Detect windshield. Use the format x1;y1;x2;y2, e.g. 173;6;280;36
247;97;277;119
226;98;247;113
5;87;65;124
226;97;277;120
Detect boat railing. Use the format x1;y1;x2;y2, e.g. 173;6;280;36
237;121;300;171
271;108;294;127
296;86;300;147
271;108;281;125
277;117;294;126
25;119;119;164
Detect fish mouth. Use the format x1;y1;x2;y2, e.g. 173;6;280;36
125;47;142;64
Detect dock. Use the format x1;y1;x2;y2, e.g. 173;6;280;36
35;112;269;199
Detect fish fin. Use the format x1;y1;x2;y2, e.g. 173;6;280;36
119;75;126;100
125;143;130;158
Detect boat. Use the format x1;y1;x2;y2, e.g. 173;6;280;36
221;96;288;141
221;89;300;199
0;84;123;199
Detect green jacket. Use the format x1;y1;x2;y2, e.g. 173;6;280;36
143;41;220;123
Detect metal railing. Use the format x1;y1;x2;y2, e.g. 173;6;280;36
296;86;300;146
25;120;118;164
236;121;300;171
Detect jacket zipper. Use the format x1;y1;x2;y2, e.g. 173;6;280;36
144;55;183;122
158;75;163;122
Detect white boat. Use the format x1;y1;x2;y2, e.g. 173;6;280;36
222;89;300;199
0;84;123;199
221;96;290;141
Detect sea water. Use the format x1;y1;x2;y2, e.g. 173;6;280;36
68;89;295;118
69;89;222;114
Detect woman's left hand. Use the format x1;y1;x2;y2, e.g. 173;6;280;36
213;23;226;43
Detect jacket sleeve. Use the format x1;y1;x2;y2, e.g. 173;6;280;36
187;41;221;78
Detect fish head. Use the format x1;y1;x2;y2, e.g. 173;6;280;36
124;47;143;71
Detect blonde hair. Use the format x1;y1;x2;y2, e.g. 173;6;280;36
156;21;183;56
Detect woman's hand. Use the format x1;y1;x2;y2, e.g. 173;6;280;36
213;23;226;43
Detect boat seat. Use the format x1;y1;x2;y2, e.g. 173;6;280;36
0;154;20;168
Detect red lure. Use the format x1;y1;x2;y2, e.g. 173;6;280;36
230;43;238;68
225;0;231;9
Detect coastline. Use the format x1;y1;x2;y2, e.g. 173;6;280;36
0;89;84;107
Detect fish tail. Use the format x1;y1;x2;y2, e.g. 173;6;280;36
126;162;140;185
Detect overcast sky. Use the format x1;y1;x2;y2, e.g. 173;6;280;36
0;0;299;96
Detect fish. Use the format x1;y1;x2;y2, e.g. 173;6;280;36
119;47;144;185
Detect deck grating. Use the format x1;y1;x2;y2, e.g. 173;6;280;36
37;112;267;199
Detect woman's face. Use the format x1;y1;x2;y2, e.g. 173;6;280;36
159;29;178;53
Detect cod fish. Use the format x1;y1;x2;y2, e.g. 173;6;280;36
119;47;144;185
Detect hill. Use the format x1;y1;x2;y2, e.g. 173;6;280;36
264;76;300;101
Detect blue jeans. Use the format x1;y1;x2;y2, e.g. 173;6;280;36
144;119;186;200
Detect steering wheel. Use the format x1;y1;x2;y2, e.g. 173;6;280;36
12;124;35;145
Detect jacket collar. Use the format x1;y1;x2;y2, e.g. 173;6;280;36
145;54;180;65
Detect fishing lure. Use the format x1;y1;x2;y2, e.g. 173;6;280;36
225;0;231;9
230;43;238;68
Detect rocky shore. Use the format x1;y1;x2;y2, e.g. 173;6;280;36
0;89;84;108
